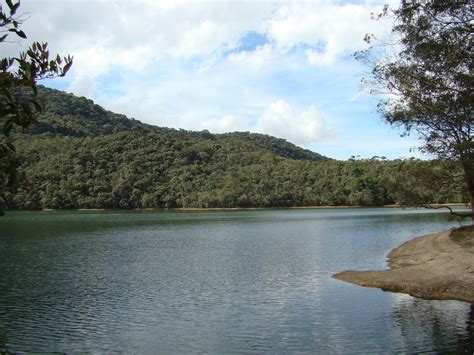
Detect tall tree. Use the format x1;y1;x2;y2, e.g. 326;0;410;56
0;0;72;214
359;0;473;221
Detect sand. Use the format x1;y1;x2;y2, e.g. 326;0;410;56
333;226;474;304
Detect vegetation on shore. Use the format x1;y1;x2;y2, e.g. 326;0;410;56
4;86;468;211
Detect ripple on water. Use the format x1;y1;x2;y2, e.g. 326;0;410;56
0;209;472;353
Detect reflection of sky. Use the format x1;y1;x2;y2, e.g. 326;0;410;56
1;209;472;352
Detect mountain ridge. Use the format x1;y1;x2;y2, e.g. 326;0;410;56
27;85;328;162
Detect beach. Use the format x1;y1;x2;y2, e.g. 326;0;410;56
333;226;474;303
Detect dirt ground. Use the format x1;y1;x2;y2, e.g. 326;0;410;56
333;226;474;303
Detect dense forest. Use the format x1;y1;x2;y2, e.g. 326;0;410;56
6;86;468;210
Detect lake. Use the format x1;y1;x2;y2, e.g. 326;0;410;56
0;208;472;352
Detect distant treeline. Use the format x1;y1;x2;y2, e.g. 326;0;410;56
5;86;468;210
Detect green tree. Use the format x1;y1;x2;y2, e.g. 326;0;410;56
359;0;473;221
0;0;72;214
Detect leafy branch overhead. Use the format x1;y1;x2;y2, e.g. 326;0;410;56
0;0;72;214
358;0;473;221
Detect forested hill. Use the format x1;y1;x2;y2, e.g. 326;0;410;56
6;86;468;210
28;86;327;162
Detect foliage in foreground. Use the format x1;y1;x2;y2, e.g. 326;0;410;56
0;0;72;214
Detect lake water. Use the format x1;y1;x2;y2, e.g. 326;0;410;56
0;208;473;353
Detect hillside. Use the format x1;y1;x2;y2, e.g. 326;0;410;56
28;86;327;162
6;86;468;210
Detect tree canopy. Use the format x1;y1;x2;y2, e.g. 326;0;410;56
360;0;473;220
0;0;72;214
4;86;468;211
0;1;470;213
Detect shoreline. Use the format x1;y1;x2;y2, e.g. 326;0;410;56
333;226;474;304
7;203;469;213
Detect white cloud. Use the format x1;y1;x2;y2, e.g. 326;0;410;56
9;0;428;159
255;100;336;146
228;43;275;68
20;1;273;60
306;49;333;67
170;20;225;57
267;1;391;65
185;99;337;147
68;76;98;99
16;0;394;101
65;44;153;97
200;114;251;133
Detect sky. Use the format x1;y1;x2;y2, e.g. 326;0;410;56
11;0;427;160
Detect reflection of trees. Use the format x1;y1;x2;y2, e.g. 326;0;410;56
463;304;474;353
0;329;6;352
391;296;473;353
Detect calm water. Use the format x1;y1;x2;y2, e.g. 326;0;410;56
0;208;473;353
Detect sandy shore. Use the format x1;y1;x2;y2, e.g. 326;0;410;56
333;226;474;303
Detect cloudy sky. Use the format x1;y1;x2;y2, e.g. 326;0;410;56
13;0;425;159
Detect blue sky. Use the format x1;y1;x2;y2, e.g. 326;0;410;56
16;0;426;160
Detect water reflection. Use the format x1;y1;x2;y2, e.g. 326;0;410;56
391;294;473;353
0;209;472;352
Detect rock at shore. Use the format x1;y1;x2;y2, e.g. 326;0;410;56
333;226;474;304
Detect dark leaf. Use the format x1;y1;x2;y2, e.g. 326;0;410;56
12;1;20;14
14;29;27;39
61;61;73;76
6;142;16;152
3;120;13;135
21;102;32;116
5;0;14;11
32;100;42;113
